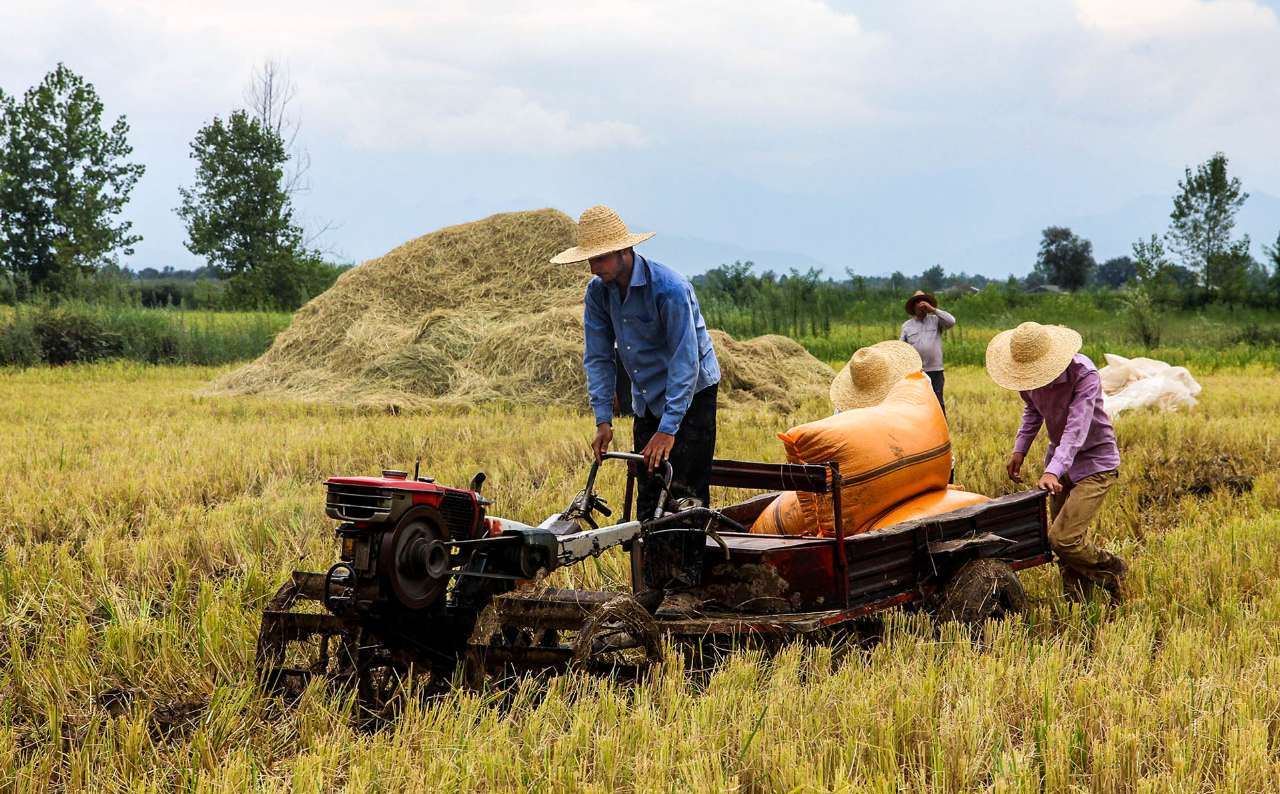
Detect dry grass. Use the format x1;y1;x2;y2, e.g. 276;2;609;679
208;209;833;413
2;363;1279;791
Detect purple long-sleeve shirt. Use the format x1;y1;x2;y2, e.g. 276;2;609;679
1014;353;1120;482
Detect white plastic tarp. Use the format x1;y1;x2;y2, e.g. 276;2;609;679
1098;354;1200;416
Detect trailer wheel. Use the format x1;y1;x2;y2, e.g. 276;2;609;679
936;559;1028;625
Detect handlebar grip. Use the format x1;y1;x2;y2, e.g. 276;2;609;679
596;451;674;489
601;450;675;481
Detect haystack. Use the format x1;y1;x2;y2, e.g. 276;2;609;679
208;209;833;412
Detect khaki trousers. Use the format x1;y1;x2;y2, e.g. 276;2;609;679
1049;470;1123;593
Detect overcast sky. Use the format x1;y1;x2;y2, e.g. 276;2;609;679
4;0;1280;277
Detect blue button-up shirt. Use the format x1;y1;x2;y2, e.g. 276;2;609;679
584;254;720;435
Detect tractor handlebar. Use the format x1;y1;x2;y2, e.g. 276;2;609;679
584;452;674;520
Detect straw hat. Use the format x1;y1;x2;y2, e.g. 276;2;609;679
549;205;655;264
829;340;923;411
985;321;1082;391
905;290;937;316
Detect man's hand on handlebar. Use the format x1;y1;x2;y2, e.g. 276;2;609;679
591;422;613;461
641;431;676;473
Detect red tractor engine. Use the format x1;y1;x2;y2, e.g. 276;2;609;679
322;469;490;613
258;454;739;708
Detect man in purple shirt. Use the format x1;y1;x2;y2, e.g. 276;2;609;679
986;322;1128;603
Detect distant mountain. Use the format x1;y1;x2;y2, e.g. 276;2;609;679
646;190;1279;279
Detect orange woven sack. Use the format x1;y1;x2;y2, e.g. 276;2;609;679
748;490;809;535
868;488;989;531
778;372;950;537
753;487;989;535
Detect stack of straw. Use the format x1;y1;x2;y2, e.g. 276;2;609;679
208;209;833;412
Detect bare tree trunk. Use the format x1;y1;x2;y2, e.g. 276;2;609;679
244;59;334;251
245;60;306;194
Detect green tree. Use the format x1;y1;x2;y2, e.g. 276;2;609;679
176;110;307;309
1094;256;1137;289
1166;152;1248;289
1126;235;1177;347
704;260;756;306
781;268;822;337
1034;226;1095;291
919;264;946;292
1131;234;1185;305
1132;235;1168;281
844;268;867;299
1203;239;1252;306
0;64;144;296
1266;232;1280;305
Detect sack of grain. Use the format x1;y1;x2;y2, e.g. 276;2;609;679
866;487;989;531
1099;353;1201;415
747;490;808;535
750;372;950;536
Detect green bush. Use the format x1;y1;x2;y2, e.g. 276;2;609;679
224;254;348;310
30;306;123;364
0;303;291;367
0;272;26;305
1123;288;1163;348
1231;323;1280;347
0;316;41;366
67;269;229;309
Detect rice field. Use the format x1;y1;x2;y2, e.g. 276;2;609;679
2;362;1279;791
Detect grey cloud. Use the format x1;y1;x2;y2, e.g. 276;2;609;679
3;0;1279;275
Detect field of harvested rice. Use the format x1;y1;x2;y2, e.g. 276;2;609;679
2;362;1279;791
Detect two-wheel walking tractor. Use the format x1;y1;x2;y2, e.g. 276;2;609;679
257;452;1052;710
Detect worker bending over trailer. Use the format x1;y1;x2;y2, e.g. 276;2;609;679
552;205;721;519
985;322;1129;603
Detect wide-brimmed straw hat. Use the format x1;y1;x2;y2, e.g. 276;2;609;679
905;290;937;315
549;205;655;264
985;321;1082;391
829;340;923;411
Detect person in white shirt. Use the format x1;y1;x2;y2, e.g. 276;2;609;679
900;290;955;414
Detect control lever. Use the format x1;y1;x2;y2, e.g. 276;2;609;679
702;514;731;561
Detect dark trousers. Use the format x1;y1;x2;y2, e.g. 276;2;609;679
925;369;945;415
926;369;953;483
633;384;718;519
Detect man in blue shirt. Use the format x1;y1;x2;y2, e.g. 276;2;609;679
551;205;721;519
